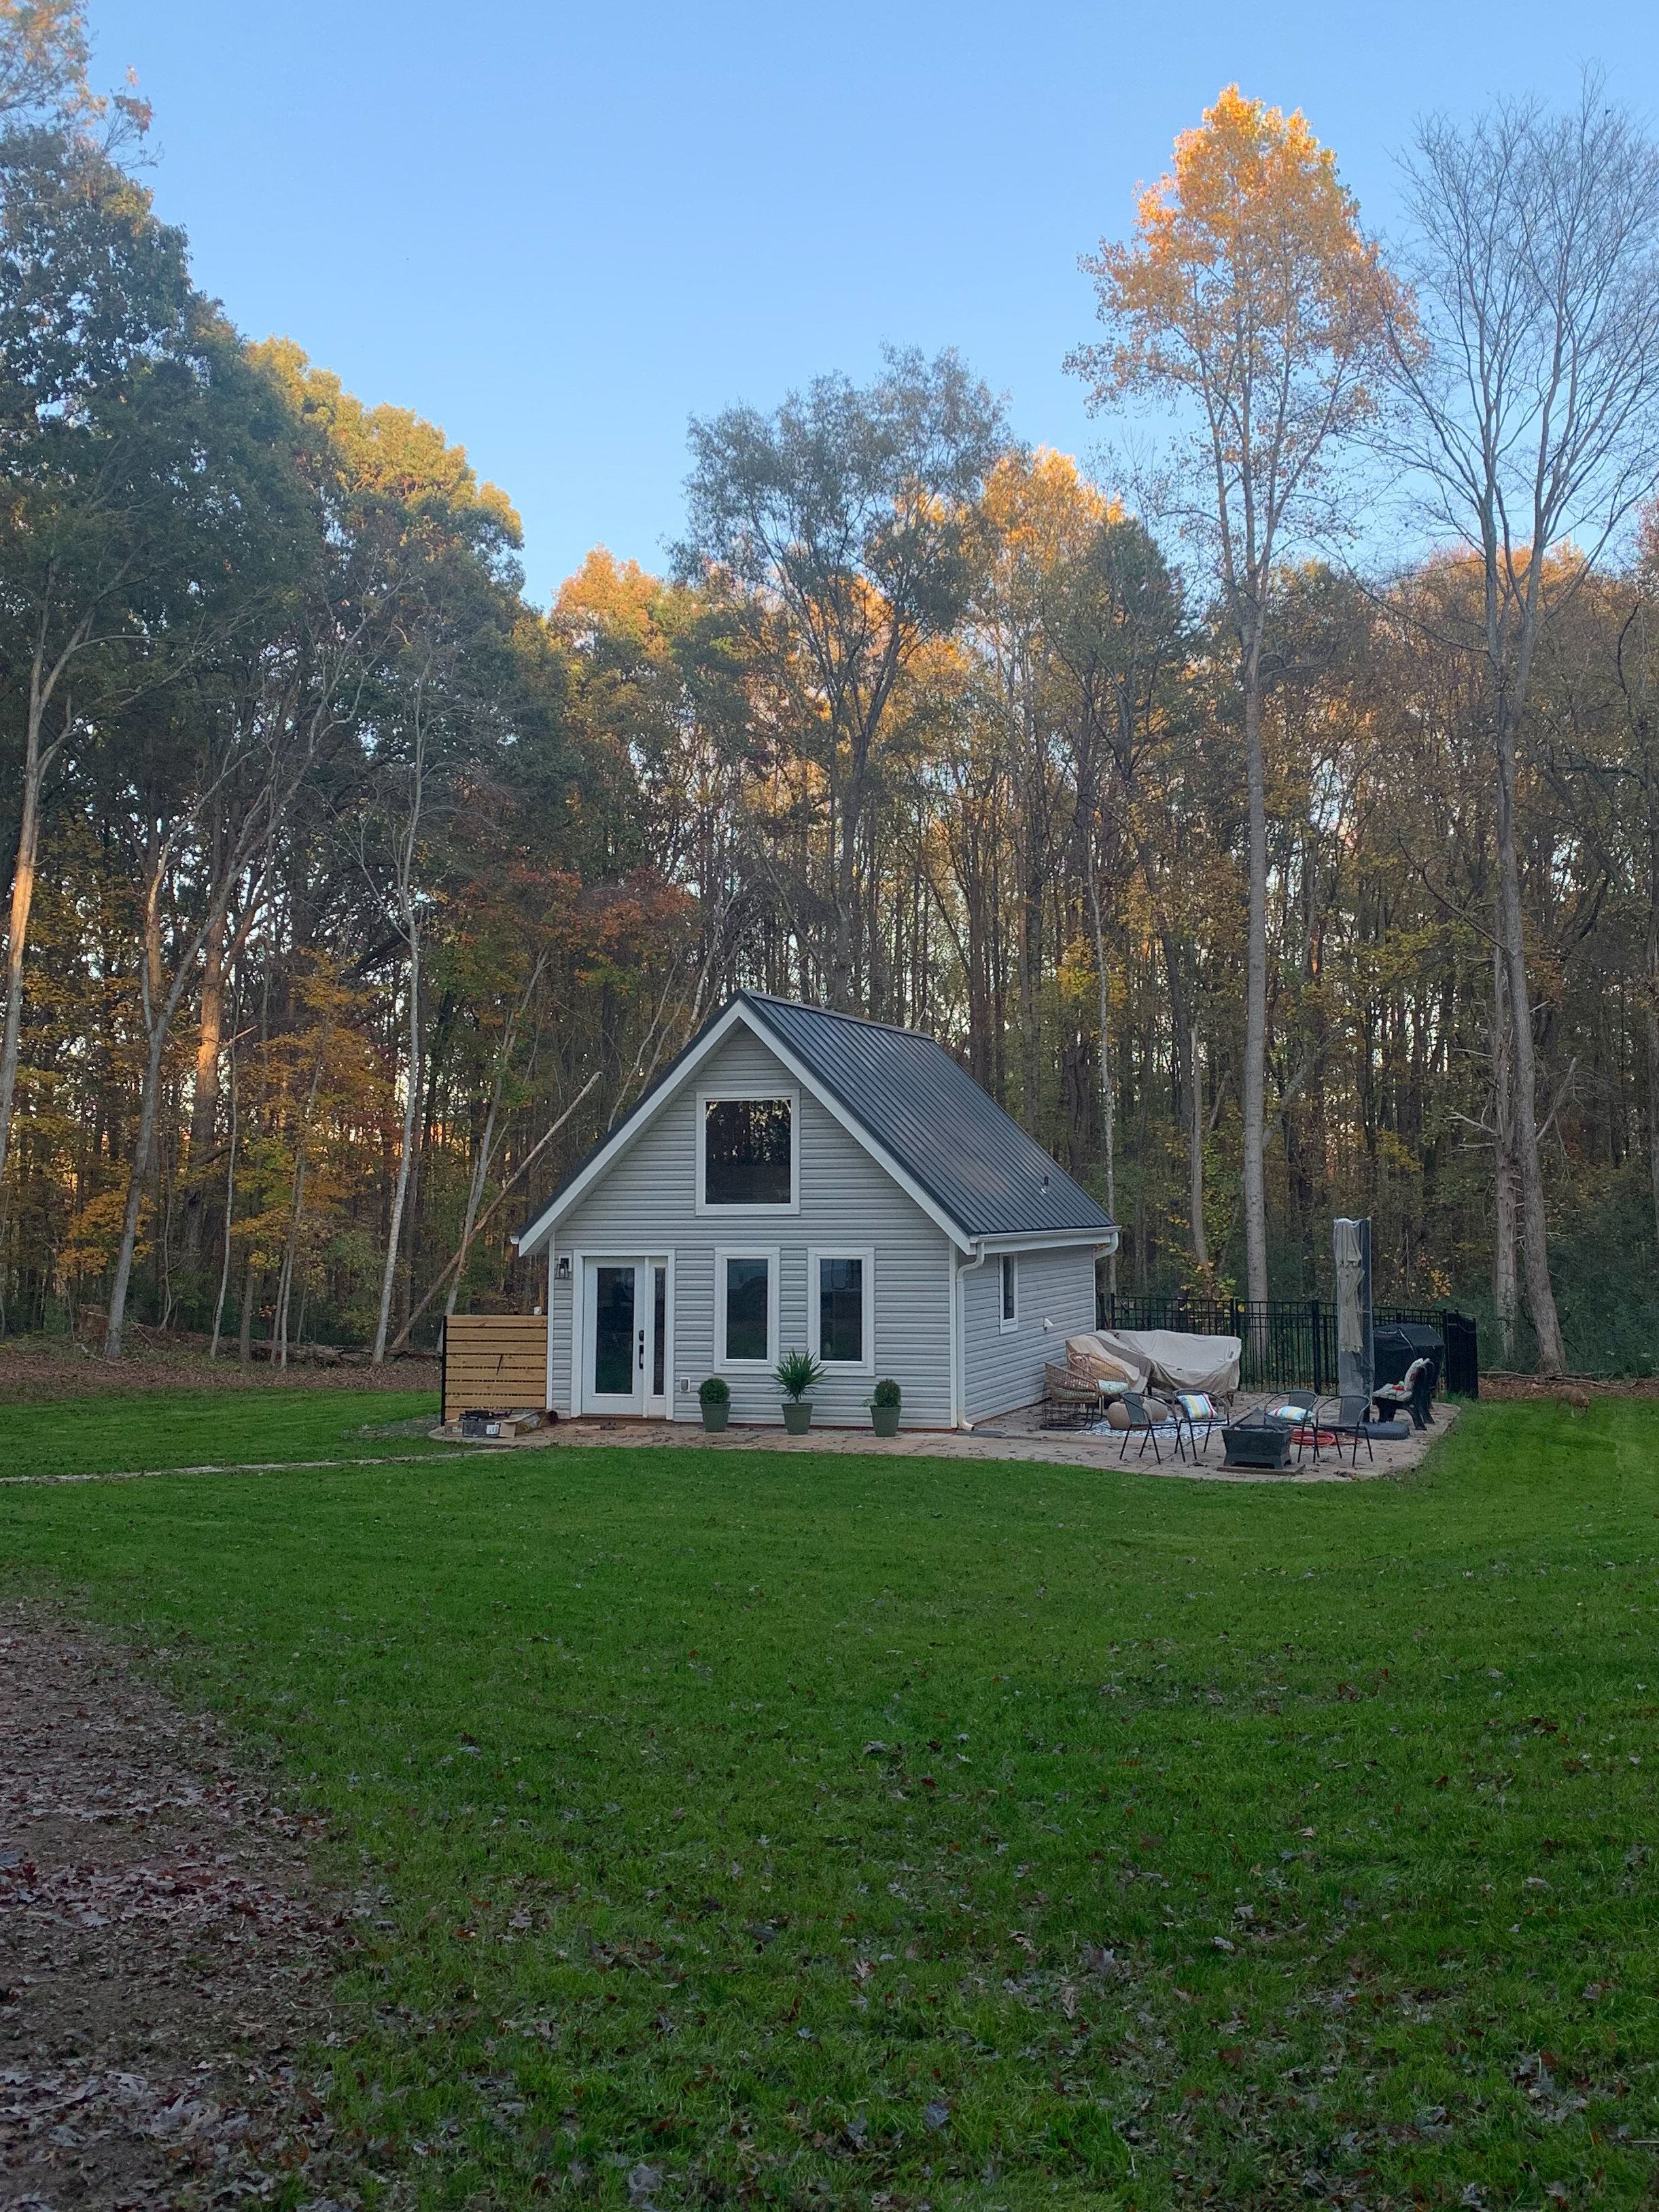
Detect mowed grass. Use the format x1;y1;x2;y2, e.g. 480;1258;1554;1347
2;1403;1657;2209
0;1385;444;1480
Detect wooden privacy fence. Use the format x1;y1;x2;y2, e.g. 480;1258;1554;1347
440;1314;549;1424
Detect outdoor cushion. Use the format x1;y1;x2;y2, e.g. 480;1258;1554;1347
1375;1357;1431;1401
1175;1392;1218;1422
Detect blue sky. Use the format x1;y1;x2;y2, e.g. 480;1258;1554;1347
92;1;1659;605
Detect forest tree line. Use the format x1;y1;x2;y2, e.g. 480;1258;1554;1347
4;10;1659;1373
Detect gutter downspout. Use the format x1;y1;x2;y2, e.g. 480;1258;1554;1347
953;1240;988;1430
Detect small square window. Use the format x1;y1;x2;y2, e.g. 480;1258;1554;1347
701;1095;794;1209
1000;1254;1018;1333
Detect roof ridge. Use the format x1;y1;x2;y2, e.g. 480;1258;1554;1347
739;991;940;1044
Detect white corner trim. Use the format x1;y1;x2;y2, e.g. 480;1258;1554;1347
694;1087;800;1215
713;1245;780;1372
805;1245;875;1375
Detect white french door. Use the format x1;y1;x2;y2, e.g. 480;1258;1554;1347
580;1256;669;1417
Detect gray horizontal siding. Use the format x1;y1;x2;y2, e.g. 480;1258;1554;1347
960;1244;1098;1422
547;1028;954;1427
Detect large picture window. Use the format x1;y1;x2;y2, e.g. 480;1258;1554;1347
699;1094;795;1210
807;1246;874;1373
714;1246;779;1369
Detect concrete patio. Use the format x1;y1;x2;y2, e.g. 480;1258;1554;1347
432;1394;1459;1484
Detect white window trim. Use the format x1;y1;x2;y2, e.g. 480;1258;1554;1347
714;1245;780;1371
999;1252;1019;1334
806;1245;875;1375
695;1089;800;1216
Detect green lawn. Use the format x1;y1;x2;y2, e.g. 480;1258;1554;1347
1;1400;1656;2209
0;1384;444;1480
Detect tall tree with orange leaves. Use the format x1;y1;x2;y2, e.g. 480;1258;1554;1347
1070;86;1398;1310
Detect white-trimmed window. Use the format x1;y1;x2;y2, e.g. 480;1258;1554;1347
1000;1252;1018;1333
807;1246;874;1374
714;1246;780;1369
696;1091;798;1213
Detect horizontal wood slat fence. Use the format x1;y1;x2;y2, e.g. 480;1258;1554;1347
440;1314;550;1424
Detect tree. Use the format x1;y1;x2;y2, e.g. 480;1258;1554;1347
680;347;1008;1010
1070;86;1397;1310
0;125;305;1310
1389;75;1659;1375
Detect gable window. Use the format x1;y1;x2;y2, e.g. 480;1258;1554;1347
699;1093;796;1211
714;1246;779;1369
1000;1253;1018;1333
807;1246;874;1373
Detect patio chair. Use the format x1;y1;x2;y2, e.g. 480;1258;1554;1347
1264;1388;1325;1464
1116;1392;1183;1464
1170;1391;1223;1462
1314;1394;1375;1468
1373;1356;1434;1432
1042;1361;1101;1431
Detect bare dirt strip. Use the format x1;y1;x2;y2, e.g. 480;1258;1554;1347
0;1601;363;2211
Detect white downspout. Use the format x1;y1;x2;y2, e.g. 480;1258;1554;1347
953;1240;988;1429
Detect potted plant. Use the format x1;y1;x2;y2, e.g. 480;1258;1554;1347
868;1378;901;1438
774;1348;824;1434
698;1375;730;1433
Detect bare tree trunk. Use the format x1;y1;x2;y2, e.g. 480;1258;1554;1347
1495;703;1567;1373
0;768;42;1237
1083;853;1117;1296
181;901;226;1267
1491;940;1518;1366
209;1019;239;1360
1240;662;1270;1312
103;884;175;1360
1187;1023;1210;1282
237;1258;258;1365
372;943;420;1364
0;632;88;1221
443;956;548;1325
275;1044;325;1367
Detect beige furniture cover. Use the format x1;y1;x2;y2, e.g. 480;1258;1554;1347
1068;1327;1242;1398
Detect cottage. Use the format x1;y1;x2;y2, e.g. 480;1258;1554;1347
514;993;1118;1428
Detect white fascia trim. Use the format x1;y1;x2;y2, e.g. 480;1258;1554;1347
973;1227;1116;1253
514;1002;750;1257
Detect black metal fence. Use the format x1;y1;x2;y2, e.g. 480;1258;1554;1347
1099;1293;1480;1397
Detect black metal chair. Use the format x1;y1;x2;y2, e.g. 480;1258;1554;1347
1168;1391;1224;1462
1315;1393;1376;1468
1117;1392;1182;1464
1268;1388;1323;1465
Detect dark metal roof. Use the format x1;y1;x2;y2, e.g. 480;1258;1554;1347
741;993;1114;1242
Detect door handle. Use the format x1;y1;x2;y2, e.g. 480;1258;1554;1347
638;1329;645;1370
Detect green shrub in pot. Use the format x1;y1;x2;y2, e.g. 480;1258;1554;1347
774;1348;824;1435
698;1375;730;1432
869;1377;901;1437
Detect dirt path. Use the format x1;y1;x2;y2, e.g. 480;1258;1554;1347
0;1602;353;2210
